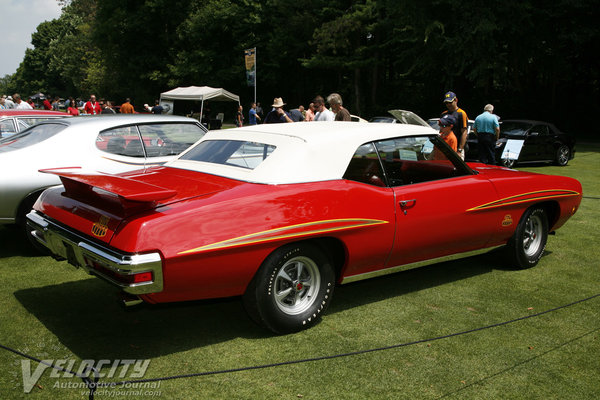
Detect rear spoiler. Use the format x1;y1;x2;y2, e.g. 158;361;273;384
40;168;177;203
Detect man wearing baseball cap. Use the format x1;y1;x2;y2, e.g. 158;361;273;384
441;91;469;160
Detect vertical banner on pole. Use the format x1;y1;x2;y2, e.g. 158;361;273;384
244;48;256;88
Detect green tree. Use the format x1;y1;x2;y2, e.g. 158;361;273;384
303;0;379;115
93;0;193;104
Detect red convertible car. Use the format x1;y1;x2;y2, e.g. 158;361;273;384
27;122;581;334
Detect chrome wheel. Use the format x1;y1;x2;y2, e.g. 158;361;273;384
243;242;335;333
502;158;515;168
556;145;570;166
523;213;543;257
505;207;548;269
274;256;320;315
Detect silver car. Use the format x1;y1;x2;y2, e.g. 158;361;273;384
0;115;207;227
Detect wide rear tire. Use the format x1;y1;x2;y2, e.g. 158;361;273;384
243;242;335;334
505;207;548;269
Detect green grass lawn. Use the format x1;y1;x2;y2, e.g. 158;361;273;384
1;144;598;399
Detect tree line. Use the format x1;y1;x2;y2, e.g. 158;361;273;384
1;0;597;135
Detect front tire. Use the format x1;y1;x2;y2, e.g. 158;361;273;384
243;242;336;334
555;144;570;166
505;207;548;269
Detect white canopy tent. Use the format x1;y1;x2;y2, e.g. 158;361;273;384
159;86;240;120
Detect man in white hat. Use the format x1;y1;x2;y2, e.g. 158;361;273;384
264;97;293;123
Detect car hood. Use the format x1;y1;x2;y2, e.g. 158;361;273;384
387;110;433;128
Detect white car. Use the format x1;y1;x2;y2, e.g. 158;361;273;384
0;115;207;228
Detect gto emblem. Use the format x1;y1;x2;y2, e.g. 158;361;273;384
92;216;110;237
502;214;513;227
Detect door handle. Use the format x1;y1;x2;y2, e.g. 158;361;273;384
399;199;416;214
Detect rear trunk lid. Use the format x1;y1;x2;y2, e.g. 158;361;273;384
35;166;240;244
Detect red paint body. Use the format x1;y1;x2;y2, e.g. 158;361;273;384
34;162;582;304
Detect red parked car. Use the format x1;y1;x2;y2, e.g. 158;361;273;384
27;122;582;334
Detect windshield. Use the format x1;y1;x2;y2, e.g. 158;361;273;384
0;122;67;152
179;140;276;169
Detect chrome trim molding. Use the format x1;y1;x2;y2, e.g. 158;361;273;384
26;211;163;295
341;246;503;284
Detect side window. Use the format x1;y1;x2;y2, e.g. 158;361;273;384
96;126;144;157
374;136;467;186
138;123;205;157
343;143;386;187
531;125;549;136
0;120;17;137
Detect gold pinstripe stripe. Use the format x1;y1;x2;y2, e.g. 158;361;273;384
178;218;389;255
467;189;580;211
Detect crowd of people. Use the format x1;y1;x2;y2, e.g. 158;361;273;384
245;90;499;165
251;93;353;125
3;89;500;165
0;93;165;116
0;94;35;110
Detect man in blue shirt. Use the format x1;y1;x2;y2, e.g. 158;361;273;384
473;104;500;164
249;102;261;125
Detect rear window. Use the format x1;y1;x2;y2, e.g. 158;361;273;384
180;140;276;169
96;122;205;158
0;123;67;152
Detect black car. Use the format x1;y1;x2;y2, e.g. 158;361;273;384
495;120;575;168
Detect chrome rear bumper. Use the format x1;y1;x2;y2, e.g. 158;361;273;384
26;211;163;295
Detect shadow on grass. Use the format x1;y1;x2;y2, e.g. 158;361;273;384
13;248;520;361
329;249;513;314
0;225;45;258
14;277;260;360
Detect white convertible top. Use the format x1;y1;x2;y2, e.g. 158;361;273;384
168;121;438;184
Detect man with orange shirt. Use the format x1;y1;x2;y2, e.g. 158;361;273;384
120;98;135;114
441;91;468;159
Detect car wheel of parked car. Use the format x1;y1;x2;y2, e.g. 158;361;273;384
501;158;516;168
555;145;570;166
505;207;548;269
243;242;336;334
